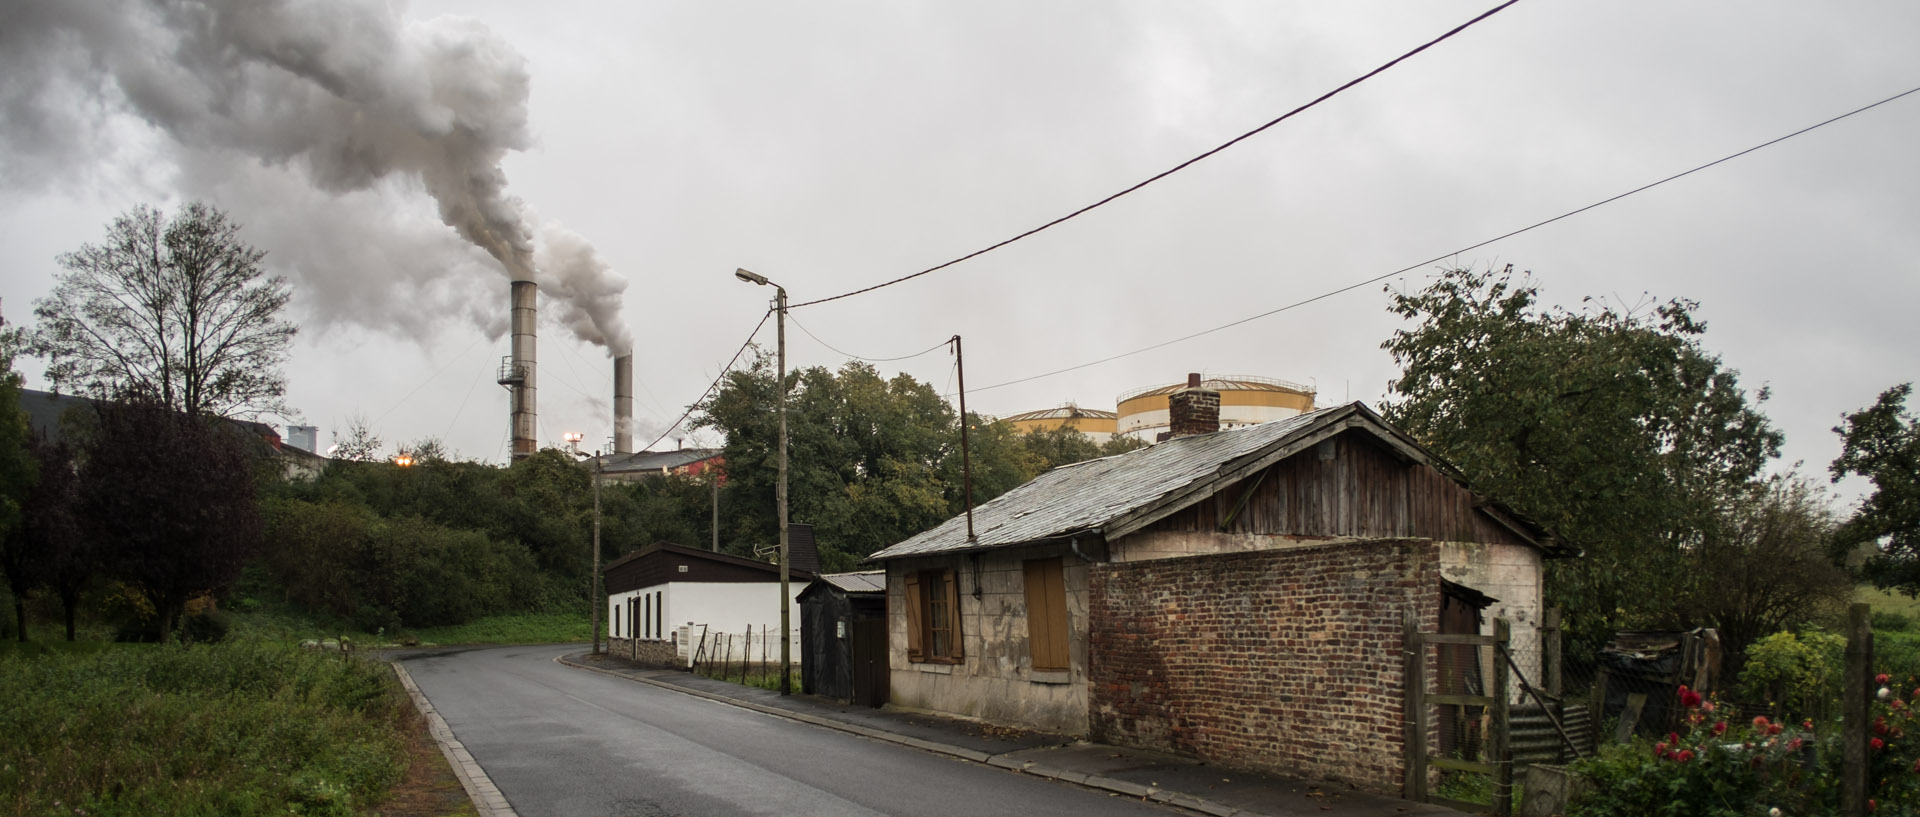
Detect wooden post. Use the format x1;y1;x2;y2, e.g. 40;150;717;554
1492;617;1512;817
1544;607;1563;699
1843;602;1872;816
1403;611;1428;802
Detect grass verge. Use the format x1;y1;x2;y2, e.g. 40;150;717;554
0;642;409;816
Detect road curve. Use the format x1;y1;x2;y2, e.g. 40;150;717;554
398;644;1180;817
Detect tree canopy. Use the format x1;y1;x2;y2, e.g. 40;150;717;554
1831;383;1920;594
1380;266;1783;647
32;202;297;420
696;354;1137;570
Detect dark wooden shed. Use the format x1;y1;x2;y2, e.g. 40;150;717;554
799;571;888;707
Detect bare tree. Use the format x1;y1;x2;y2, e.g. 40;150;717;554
31;202;296;420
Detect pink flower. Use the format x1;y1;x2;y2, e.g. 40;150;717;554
1675;749;1694;763
1788;737;1804;751
1878;673;1892;685
1753;715;1771;730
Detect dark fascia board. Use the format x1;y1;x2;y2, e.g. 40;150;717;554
602;540;820;581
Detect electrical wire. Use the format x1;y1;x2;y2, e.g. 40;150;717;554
788;0;1525;310
635;308;774;454
788;312;950;363
969;83;1920;395
370;333;483;425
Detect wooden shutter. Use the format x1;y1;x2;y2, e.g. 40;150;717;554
904;571;925;662
941;569;964;661
1024;558;1069;671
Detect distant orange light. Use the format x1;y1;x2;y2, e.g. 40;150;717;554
394;454;414;467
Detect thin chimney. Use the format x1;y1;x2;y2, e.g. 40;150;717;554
1167;372;1220;439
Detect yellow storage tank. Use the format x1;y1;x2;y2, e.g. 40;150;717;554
1115;375;1315;441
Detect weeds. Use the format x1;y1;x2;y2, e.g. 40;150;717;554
0;642;408;816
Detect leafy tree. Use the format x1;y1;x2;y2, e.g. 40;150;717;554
31;202;297;419
697;354;1132;566
1831;383;1920;593
1682;475;1850;667
23;433;88;641
80;393;262;641
327;413;387;461
0;313;41;640
1380;266;1781;647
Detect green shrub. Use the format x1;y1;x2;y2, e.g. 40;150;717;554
0;642;407;815
1877;611;1914;632
1739;629;1845;721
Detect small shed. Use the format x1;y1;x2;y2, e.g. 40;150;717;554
799;571;888;706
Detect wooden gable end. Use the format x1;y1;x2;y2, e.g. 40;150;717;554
1142;429;1535;548
605;546;782;595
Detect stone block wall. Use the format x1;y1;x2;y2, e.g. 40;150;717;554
1088;539;1441;795
607;636;680;668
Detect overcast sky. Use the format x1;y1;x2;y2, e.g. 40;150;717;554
1;0;1914;504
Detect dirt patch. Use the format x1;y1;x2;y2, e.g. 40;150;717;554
367;709;478;817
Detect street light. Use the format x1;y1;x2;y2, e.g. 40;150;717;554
734;267;791;695
567;432;604;656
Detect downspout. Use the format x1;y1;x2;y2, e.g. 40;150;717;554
1068;531;1107;563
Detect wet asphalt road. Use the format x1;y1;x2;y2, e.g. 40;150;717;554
398;644;1180;817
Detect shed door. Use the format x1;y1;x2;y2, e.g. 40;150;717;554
851;616;889;708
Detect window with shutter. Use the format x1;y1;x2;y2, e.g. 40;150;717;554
1024;558;1069;671
905;568;964;663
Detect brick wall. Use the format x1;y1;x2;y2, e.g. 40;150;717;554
1088;539;1441;794
1167;386;1221;438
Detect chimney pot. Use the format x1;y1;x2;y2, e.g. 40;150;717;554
1187;372;1201;388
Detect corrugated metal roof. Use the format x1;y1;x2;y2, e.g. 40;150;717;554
871;405;1349;560
822;570;886;593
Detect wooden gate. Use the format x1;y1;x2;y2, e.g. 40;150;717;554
1405;615;1511;816
851;616;889;708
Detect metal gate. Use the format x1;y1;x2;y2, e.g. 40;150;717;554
1405;616;1511;816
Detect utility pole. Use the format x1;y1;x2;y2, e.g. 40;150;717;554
734;268;792;695
952;335;974;541
592;453;603;655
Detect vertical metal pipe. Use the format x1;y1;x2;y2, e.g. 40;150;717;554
508;280;538;460
614;351;634;454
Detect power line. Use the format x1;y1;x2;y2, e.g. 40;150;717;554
789;0;1525;310
635;309;774;454
788;312;949;363
970;83;1920;395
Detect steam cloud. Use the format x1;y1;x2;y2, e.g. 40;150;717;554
0;0;630;351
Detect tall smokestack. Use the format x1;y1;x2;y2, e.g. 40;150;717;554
614;351;634;454
502;280;538;460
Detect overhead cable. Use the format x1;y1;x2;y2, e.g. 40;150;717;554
788;312;950;363
969;83;1920;394
788;0;1525;310
636;308;774;454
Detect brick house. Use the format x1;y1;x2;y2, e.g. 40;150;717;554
867;376;1572;794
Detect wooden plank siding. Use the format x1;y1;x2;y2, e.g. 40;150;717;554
1141;430;1533;549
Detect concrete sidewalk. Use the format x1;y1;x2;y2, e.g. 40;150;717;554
559;651;1467;817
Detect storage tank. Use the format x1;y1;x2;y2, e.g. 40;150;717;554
1115;374;1314;442
1002;404;1118;445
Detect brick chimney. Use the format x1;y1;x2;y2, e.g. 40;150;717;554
1167;373;1220;439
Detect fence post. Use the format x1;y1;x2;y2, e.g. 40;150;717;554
1492;617;1512;817
1843;602;1872;816
1403;610;1428;802
1543;607;1563;699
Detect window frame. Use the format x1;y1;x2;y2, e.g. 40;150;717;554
904;568;964;664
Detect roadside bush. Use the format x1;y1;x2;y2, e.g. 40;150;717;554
1571;677;1920;816
0;642;407;815
1740;629;1846;721
1879;611;1915;632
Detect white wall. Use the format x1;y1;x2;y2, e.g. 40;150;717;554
610;581;803;666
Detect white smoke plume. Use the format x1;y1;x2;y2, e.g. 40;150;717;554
0;0;630;349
